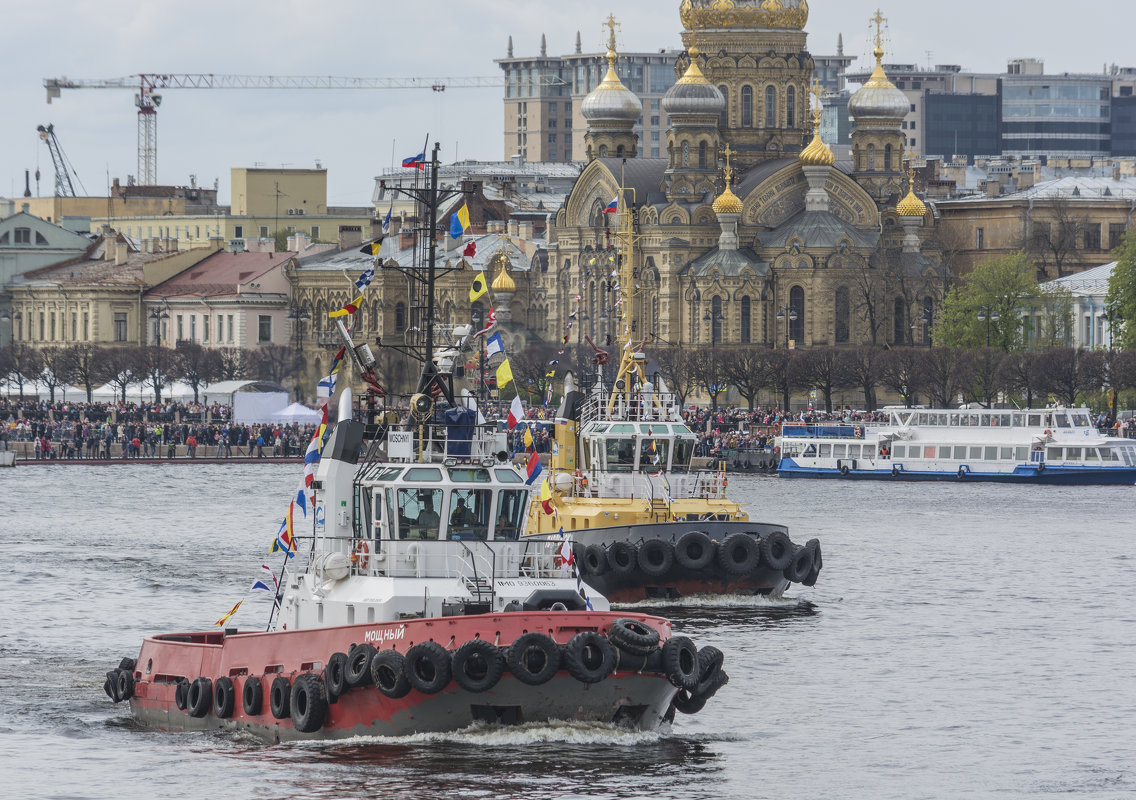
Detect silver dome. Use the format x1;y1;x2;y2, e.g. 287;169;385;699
661;80;724;117
582;71;642;123
848;65;908;124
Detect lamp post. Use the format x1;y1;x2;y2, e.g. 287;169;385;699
148;307;170;346
287;303;311;400
473;307;488;409
775;305;798;349
977;306;1001;348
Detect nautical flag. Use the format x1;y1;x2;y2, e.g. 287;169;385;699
214;599;243;628
526;450;543;485
523;425;534;450
485;332;505;359
557;534;575;575
358;237;384;257
317;347;345;400
251;563;280;596
603;196;619;213
545;381;554;407
402;151;425;170
303;436;320;500
328;294;364;318
449;204;471;239
496;358;513;388
508;394;524;429
355;263;376;291
271;510;297;559
463;241;477;258
382;204;393;235
538;478;554;515
472;308;496;338
470;272;487;302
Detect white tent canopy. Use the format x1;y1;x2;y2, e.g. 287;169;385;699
88;380;200;403
271;402;322;424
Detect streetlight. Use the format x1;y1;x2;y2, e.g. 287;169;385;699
775;305;798;349
977;307;1001;348
703;309;725;345
287;303;311;352
148;307;170;346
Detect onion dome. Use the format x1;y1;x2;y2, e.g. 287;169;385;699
799;105;835;167
581;45;642;123
712;184;744;214
491;260;516;293
680;0;809;32
661;47;725;117
848;44;908;125
897;171;926;217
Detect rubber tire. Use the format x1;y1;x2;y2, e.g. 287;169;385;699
269;676;291;719
506;632;561;686
242;676;263;716
673;670;729;715
583;544;610;576
174;679;189;711
212;676;235;719
105;670;122;703
187;677;212;718
802;538;823;587
370;650;412;699
607;618;661;656
290;673;328;734
562;631;617;684
118;657;136;672
346;644;376;689
760;531;794;571
674;531;716;570
116;668;135;702
892;465;901;477
325;651;349;702
103;675;114;701
661;636;700;692
783;545;814;583
606;541;638;577
404;641;453;695
696;645;724;685
717;533;761;576
637;539;674;578
451;639;506;693
840;464;850;476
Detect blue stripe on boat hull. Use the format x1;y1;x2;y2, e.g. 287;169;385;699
777;462;1136;485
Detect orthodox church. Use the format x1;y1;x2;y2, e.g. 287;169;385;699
532;0;947;352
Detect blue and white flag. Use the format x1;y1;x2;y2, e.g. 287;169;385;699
251;564;279;595
486;332;505;359
355;264;375;292
381;204;393;235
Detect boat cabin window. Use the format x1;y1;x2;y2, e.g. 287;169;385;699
1012;413;1026;427
1027;414;1043;427
819;443;831;457
984;446;997;460
610;424;635;434
804;443;818;457
1066;447;1082;461
495;489;527;540
639;438;669;470
923;446;937;459
495;469;523;483
953;446;967;459
396;488;443;540
1054;413;1071;428
672;439;695;472
1047;446;1062;460
404;467;444;481
1071;413;1090;428
893;445;905;458
373;467;404;481
833;444;847;458
371;489;382;537
605;438;636;472
449;488;491;539
1000;447;1014;460
674;425;694;436
1085;448;1101;462
450;468;491;482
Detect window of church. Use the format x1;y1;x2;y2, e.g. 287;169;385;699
789;286;805;344
682;141;690;167
698;142;707;169
885;144;893;171
868;144;876;170
712;296;723;344
395;302;407;333
600;145;608;157
787;86;796;129
741;296;751;344
718;86;729;128
741;86;753;128
765;86;777;127
835;288;850;344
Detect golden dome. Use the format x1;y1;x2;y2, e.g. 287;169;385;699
799;130;835;166
491;260;516;292
680;0;809;31
897;170;926;217
712;185;744;214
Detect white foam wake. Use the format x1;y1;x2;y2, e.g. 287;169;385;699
292;719;668;749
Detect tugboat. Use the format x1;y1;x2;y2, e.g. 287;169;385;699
101;144;728;741
524;168;821;603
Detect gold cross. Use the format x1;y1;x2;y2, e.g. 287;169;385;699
870;9;887;52
721;143;736;184
604;14;620;53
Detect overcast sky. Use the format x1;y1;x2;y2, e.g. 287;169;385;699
3;1;1132;207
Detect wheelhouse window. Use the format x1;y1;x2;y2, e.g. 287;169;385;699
449;488;491;540
639;438;669;470
605;438;637;472
396;487;443;540
672;439;695;473
495;489;527;540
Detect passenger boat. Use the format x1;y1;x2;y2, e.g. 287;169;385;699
523;174;821;602
101;144;728;742
776;406;1136;484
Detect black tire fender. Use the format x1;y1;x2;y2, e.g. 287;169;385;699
242;676;263;716
115;668;135;702
760;530;794;571
783;545;814;583
582;544;610;576
802;538;823;587
325;651;349;702
607;618;661;656
404;641;453;695
958;465;967;479
673;669;730;715
451;639;505;693
562;631;617;684
840;464;850;476
892;465;901;477
370;650;412;699
186;677;212;718
506;632;561;686
606;541;638;576
661;636;700;691
717;533;761;575
269;675;291;719
345;644;376;689
105;670;122;703
290;673;328;734
174;679;189;711
637;538;675;578
674;531;716;570
696;645;724;685
213;676;236;719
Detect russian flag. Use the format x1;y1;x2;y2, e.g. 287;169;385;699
525;450;543;485
402;151;425;170
603;196;619;213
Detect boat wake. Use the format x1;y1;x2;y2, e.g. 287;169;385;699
291;719;668;749
615;594;816;611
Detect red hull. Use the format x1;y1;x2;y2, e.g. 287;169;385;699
126;612;681;741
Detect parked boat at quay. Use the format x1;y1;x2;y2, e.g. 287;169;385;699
776;406;1136;484
100;144;728;742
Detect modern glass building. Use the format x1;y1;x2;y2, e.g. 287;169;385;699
923;91;1002;161
1001;76;1113;157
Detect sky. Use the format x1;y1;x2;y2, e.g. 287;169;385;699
3;0;1133;207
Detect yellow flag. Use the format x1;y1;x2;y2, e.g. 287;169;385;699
523;426;534;448
214;599;243;628
470;272;487;303
496;358;513;388
457;203;471;233
539;477;552;503
328;294;364;318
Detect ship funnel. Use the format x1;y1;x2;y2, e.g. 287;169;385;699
338;387;353;423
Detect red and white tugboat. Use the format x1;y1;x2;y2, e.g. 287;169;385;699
101;144;727;741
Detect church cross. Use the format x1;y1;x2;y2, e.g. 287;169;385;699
603;14;620;53
721;143;736;184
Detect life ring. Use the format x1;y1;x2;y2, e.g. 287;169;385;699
661;636;700;691
242;676;262;715
404;641;453;694
346;644;376;689
717;533;761;575
506;632;561;686
562;631;617;684
854;426;863;438
451;639;505;693
637;538;675;577
607;618;662;656
352;540;371;570
370;649;412;698
213;676;235;718
290;673;328;733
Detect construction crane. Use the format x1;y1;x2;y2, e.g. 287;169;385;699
44;73;566;186
36;123;86;197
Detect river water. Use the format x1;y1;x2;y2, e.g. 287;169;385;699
1;465;1134;799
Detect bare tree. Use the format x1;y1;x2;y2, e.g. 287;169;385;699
66;344;109;403
960;348;1005;408
691;350;730;410
104;346;142;403
846;346;884;410
921;347;970;408
761;348;802;412
1037;348;1105;407
250;345;298;385
137;345;180;403
176;343;222;404
847;256;890;346
653;345;699;408
3;343;41;398
38;347;71;403
509;343;559;405
795;347;855;413
995;350;1042;408
721;347;772;411
216;347;252;381
1024;195;1088;280
1107;350;1136;413
877;348;928;408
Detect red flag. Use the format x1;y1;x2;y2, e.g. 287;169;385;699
463;241;477;257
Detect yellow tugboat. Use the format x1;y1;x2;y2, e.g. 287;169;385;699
525;158;821;603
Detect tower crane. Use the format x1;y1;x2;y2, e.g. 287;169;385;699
36;123;86;197
44;73;566;186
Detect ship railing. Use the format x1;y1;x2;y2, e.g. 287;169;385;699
779;423;888;439
692;468;728;499
578;389;683;426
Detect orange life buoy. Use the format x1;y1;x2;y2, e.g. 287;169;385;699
352;540;371;570
854;426;863;438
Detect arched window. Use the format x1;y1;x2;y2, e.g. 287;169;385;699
395;301;407;333
789;285;805;344
682;141;690;167
868;144;876;171
370;304;380;333
616;144;625;157
786;86;796;129
741;86;753;128
765;86;777;127
834;287;850;344
740;296;751;344
718;85;729;128
884;144;893;171
893;297;906;345
698;141;707;169
599;145;608;157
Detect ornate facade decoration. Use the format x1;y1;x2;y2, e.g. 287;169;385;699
679;0;809;32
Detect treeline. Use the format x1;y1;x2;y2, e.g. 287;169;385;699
653;345;1136;413
0;342;299;403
